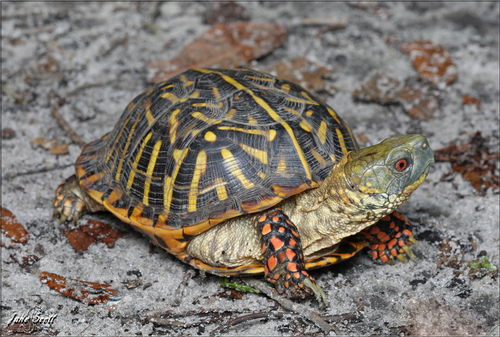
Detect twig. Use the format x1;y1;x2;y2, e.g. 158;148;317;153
2;163;74;180
59;80;114;100
49;90;86;148
210;312;284;336
172;269;196;307
243;279;338;334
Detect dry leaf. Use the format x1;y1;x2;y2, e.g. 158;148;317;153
462;95;482;108
39;271;119;305
1;206;28;247
30;137;69;155
352;74;438;120
64;227;96;254
147;21;286;83
64;220;125;253
400;40;458;86
267;57;333;92
434;132;500;195
81;220;126;248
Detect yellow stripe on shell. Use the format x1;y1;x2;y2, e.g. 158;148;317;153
198;178;228;201
161;92;179;103
318;120;327;145
143;140;163;206
277;155;287;173
212;86;221;99
195;68;312;181
239;143;268;164
188;150;207;212
301;91;315;101
281;83;290;93
299;120;312;132
283;106;300;115
310;147;327;165
191;111;222;125
217;126;276;142
286;97;319;105
145;103;155;126
127;132;153;190
227;108;237;120
221;148;254;189
327;107;341;125
336;128;348;154
163;148;190;212
168;108;182;144
215;178;228;200
247;114;258;125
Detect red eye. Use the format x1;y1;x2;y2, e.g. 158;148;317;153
395;159;407;171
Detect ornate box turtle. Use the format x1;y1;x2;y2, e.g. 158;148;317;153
54;68;434;305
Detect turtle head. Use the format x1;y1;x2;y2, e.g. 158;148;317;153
344;134;434;206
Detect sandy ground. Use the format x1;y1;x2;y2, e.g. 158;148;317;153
2;2;499;336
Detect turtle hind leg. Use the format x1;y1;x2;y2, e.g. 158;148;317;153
256;207;329;308
361;210;417;264
53;175;105;224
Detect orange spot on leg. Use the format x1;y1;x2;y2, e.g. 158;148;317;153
262;223;271;235
267;256;277;271
287;262;298;272
271;237;284;250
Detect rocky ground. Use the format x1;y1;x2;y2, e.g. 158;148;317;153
2;2;499;336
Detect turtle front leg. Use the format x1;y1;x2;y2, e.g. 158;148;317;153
256;207;328;307
361;211;417;264
53;175;105;224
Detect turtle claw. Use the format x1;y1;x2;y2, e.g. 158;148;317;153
402;244;416;259
396;253;408;263
303;276;329;308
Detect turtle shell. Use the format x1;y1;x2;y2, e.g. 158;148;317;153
75;68;357;254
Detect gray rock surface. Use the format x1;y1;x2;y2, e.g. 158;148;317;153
2;2;499;335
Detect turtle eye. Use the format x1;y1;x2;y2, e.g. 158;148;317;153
395;159;408;171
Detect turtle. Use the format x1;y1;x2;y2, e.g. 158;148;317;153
53;68;434;306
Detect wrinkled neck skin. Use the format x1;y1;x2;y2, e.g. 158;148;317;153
280;153;409;258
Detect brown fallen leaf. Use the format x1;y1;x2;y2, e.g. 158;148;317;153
64;220;126;253
462;95;482;108
39;271;119;305
434;132;500;195
80;220;126;248
64;227;96;254
30;137;69;155
9;253;40;266
352;74;438;120
1;206;28;247
400;40;458;86
147;21;286;83
267;57;333;92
